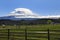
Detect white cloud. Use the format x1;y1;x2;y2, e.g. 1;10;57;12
9;8;35;15
8;8;40;18
8;8;60;19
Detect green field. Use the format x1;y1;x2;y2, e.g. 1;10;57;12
0;24;60;30
0;24;60;40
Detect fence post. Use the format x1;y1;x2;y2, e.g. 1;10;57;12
25;28;27;40
48;29;50;40
8;29;10;40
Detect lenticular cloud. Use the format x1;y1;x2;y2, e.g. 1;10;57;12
8;8;60;18
15;8;33;15
9;8;35;15
8;8;40;18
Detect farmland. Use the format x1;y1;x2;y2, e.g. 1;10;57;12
0;24;60;40
0;24;60;30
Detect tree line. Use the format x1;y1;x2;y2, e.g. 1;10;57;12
0;19;60;25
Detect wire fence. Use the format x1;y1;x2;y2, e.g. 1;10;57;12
0;29;60;40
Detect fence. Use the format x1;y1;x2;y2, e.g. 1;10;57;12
0;29;60;40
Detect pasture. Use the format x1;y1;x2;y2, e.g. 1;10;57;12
0;24;60;30
0;24;60;40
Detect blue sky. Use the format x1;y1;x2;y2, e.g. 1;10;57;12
0;0;60;16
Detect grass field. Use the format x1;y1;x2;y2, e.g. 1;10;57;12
0;24;60;40
0;24;60;30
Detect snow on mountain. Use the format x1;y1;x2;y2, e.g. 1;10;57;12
0;8;60;20
0;8;41;20
8;8;40;18
7;8;60;19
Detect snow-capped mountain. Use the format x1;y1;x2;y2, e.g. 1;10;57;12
0;8;41;20
0;8;60;20
0;16;40;20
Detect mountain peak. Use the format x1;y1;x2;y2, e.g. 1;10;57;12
0;8;60;20
8;8;40;18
